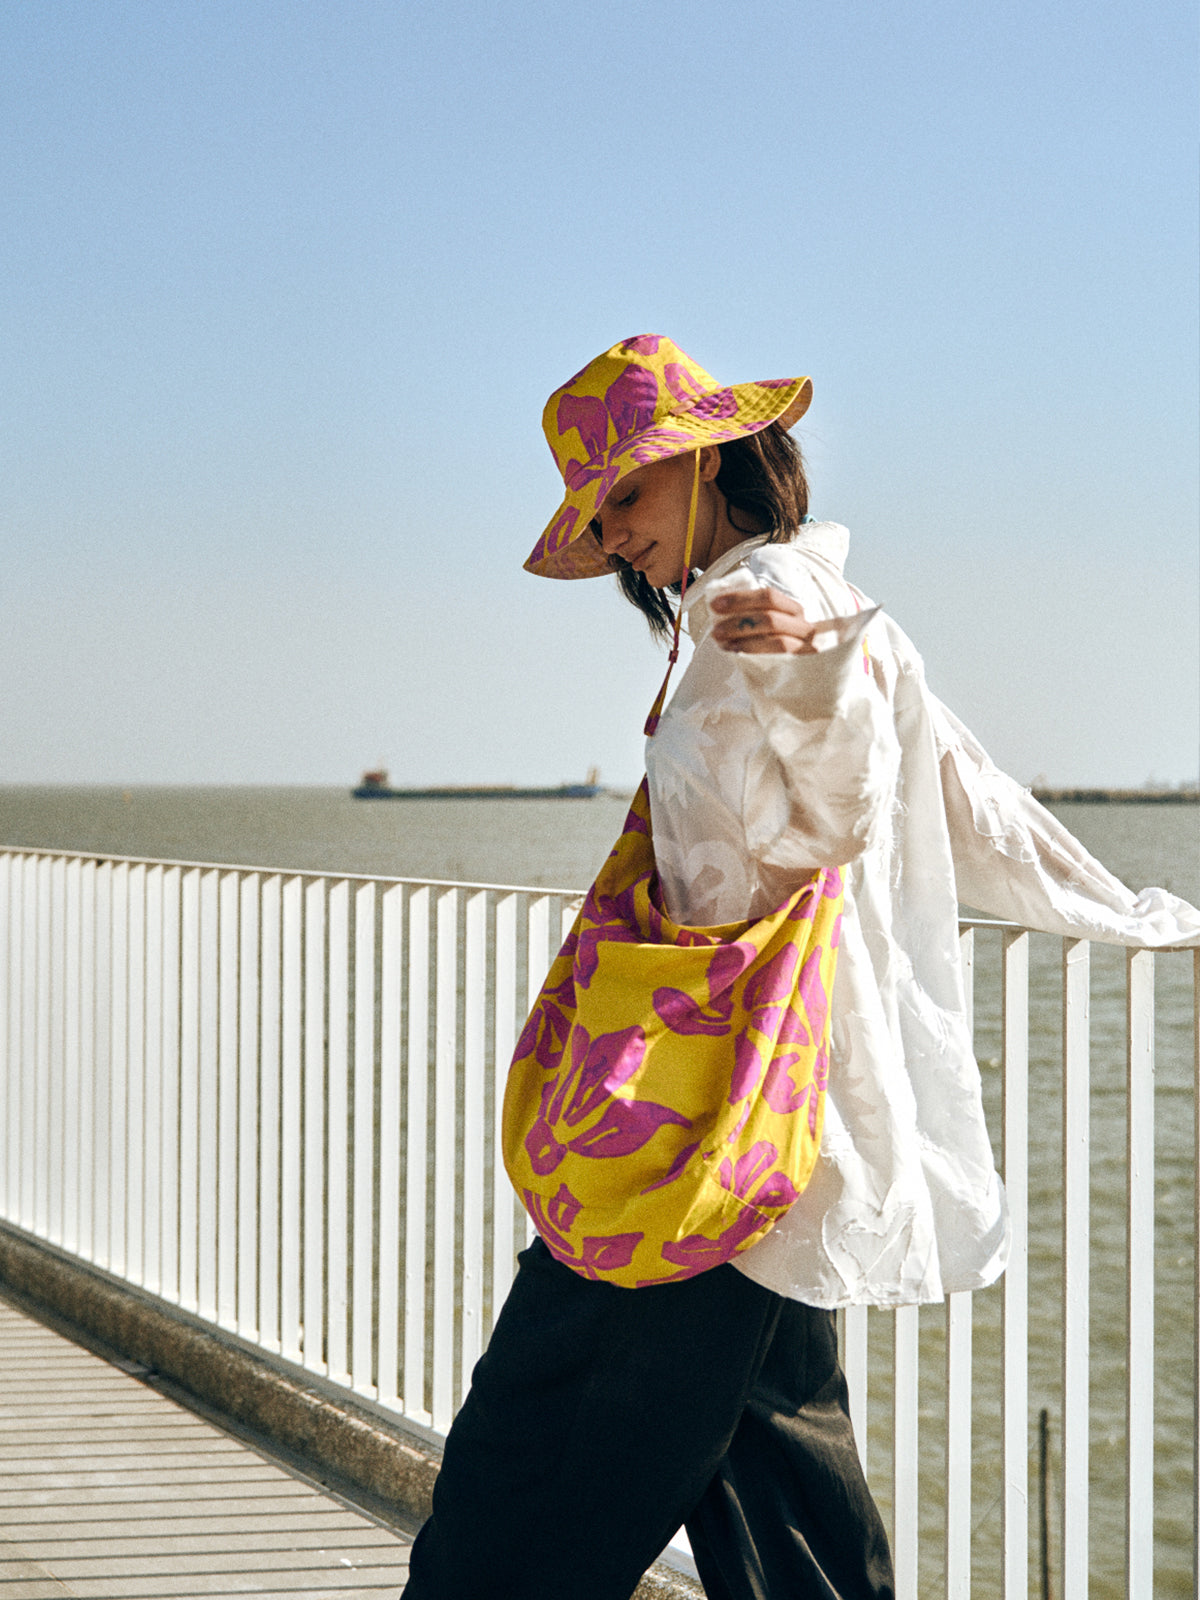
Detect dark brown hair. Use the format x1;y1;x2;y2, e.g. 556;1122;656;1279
597;421;810;640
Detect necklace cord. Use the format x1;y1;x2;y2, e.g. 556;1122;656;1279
644;449;701;737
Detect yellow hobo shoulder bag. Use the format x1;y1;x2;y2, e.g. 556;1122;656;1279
502;780;845;1288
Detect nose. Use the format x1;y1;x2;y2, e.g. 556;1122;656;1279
596;509;629;556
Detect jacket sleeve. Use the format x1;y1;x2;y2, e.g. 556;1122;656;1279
701;565;901;872
934;696;1200;947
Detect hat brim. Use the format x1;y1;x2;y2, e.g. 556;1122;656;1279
524;375;813;579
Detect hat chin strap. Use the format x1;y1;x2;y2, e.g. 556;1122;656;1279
644;449;701;738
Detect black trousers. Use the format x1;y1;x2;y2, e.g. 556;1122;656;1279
402;1240;894;1600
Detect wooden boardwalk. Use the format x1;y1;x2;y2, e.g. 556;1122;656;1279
0;1297;412;1598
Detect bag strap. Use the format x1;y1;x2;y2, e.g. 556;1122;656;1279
644;449;702;737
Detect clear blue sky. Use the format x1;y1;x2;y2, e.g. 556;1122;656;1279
2;0;1196;788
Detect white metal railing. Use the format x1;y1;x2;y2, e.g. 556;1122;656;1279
0;847;1195;1600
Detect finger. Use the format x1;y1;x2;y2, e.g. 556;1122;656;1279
710;587;803;614
711;606;817;641
720;633;819;655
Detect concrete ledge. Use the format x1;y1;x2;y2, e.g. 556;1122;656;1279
0;1221;703;1599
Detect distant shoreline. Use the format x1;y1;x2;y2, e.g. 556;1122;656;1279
1033;787;1199;805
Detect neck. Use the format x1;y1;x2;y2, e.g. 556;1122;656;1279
698;492;762;570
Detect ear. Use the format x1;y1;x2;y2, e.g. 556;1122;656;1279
698;444;722;482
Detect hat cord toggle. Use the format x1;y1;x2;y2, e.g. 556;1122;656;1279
644;449;702;737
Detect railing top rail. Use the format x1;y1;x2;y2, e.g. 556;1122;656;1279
2;846;1195;953
0;843;585;900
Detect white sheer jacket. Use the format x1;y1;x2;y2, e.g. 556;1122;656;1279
646;522;1200;1308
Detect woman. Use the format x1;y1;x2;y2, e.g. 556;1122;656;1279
402;336;1200;1600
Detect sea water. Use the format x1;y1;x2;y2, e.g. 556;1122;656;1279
1;788;1196;1595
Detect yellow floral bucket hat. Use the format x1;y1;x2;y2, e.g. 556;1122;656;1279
525;335;813;580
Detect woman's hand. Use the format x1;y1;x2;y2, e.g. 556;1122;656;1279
710;588;849;655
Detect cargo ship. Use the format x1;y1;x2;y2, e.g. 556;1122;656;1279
352;766;604;800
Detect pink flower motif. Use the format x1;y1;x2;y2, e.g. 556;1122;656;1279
604;366;659;441
652;941;754;1036
592;463;622;509
786;882;818;924
809;1040;830;1135
663;362;708;404
638;1139;700;1194
524;1187;644;1280
684;388;738;420
653;984;733;1036
563;458;610;491
547;1182;581;1233
742;941;799;1017
544;506;579;554
749;1168;800;1210
822;866;843;901
648;1117;809;1284
657;1207;763;1277
514;997;572;1074
523;1023;691;1176
620;335;663;355
556;393;610;461
717;1141;799;1213
578;1232;642;1279
708;941;758;994
717;1140;778;1200
796;945;830;1039
762;1055;810;1114
729;1034;763;1102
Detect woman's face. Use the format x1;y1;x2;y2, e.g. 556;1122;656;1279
592;448;723;588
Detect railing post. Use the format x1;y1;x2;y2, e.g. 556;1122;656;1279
376;882;404;1409
303;877;327;1375
403;885;430;1424
491;892;519;1322
217;870;240;1331
945;923;976;1600
158;866;181;1305
1193;947;1199;1600
196;867;220;1321
257;873;281;1350
352;879;378;1398
1061;938;1090;1600
460;889;488;1396
1125;948;1154;1598
238;873;261;1340
893;1305;920;1599
431;886;459;1432
326;879;350;1383
1002;929;1030;1600
279;876;303;1363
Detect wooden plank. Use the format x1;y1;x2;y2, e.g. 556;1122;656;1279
0;1299;411;1596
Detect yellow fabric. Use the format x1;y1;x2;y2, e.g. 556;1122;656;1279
502;781;845;1287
